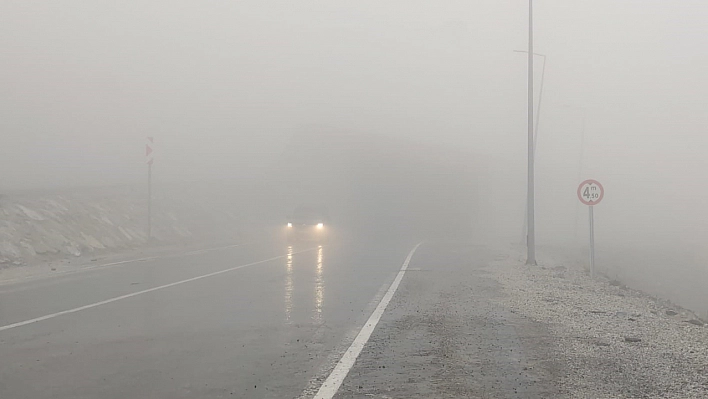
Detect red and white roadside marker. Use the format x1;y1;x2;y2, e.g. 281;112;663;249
146;136;154;165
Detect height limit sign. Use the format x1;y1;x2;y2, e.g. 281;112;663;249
578;179;604;206
577;179;604;278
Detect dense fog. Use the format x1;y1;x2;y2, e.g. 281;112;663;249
2;2;708;311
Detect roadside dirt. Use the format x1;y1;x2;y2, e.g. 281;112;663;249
334;242;561;398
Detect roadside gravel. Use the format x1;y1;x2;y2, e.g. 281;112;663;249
333;243;561;398
489;249;708;398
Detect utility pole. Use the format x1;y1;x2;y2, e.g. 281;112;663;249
526;0;537;265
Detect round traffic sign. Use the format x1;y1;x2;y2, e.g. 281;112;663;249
577;179;604;206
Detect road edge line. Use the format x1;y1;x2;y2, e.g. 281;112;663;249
312;242;423;399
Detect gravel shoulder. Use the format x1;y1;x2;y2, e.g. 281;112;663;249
489;248;708;398
333;242;561;398
332;242;708;398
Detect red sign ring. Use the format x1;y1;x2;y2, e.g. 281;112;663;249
577;179;604;206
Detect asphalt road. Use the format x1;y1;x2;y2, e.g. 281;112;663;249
0;234;421;399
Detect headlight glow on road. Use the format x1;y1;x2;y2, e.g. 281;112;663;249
287;222;292;228
317;223;324;229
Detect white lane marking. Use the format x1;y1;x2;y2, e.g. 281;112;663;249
312;242;423;399
296;273;395;399
0;243;242;286
0;248;315;333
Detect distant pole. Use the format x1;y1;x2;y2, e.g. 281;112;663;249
526;0;537;265
146;137;154;240
533;53;546;154
515;50;546;245
574;117;587;239
512;50;547;155
148;162;152;239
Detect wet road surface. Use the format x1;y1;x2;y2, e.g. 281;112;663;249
0;237;558;398
0;236;417;398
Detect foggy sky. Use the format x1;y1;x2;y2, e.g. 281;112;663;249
2;1;708;245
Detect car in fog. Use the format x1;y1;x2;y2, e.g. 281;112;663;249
286;205;329;241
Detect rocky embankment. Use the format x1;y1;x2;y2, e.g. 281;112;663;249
0;186;240;267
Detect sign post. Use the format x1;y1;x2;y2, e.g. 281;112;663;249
146;137;154;240
577;179;604;278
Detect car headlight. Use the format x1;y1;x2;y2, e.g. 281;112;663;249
316;223;324;229
287;222;292;228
